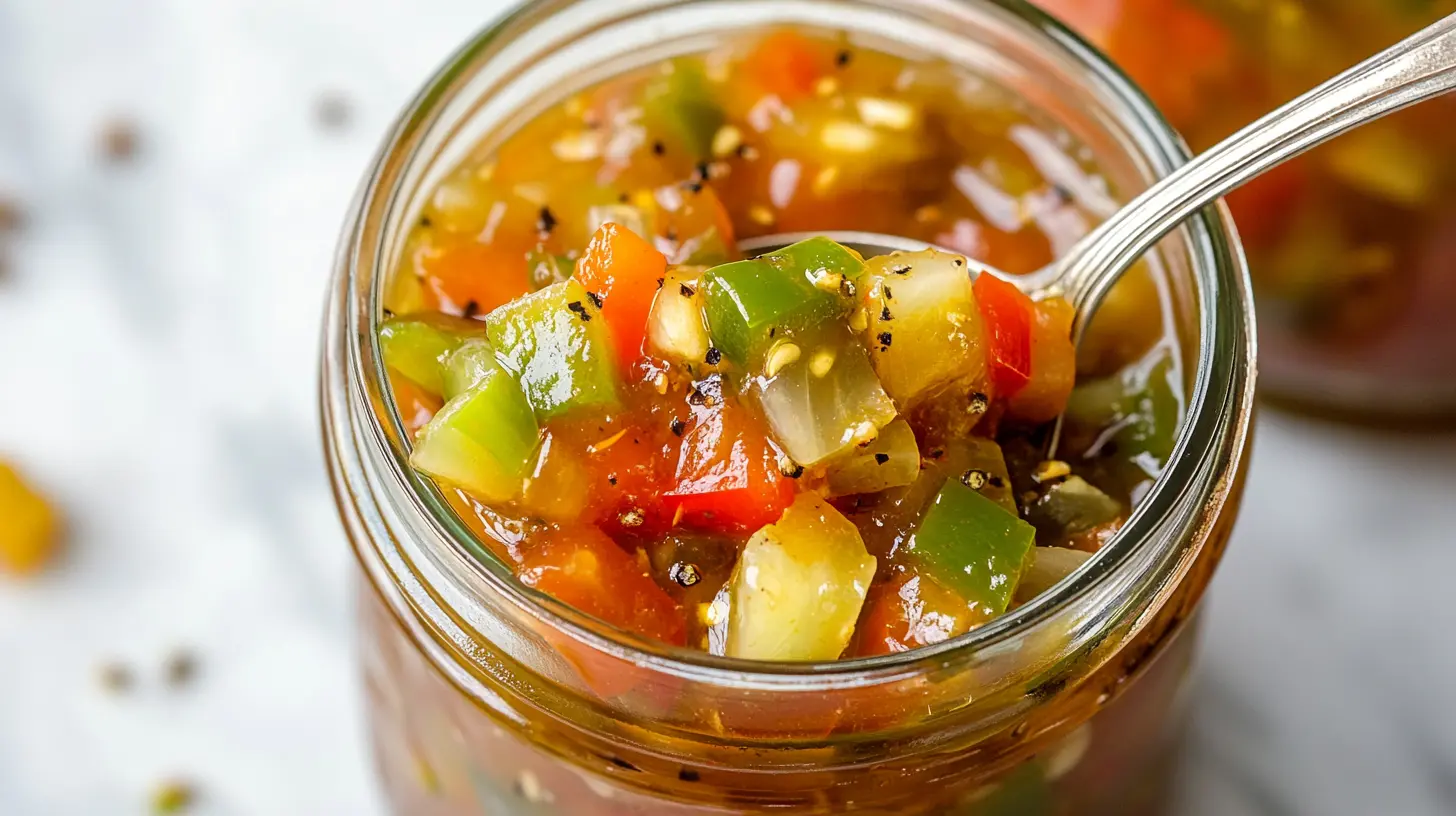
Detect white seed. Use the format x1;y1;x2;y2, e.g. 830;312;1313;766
856;97;916;130
820;121;877;153
712;125;743;158
809;347;837;378
764;342;802;378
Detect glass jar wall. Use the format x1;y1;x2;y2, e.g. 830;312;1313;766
1039;0;1456;420
320;1;1256;813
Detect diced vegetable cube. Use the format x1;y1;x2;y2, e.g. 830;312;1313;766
647;267;711;366
409;368;541;504
762;235;865;290
666;398;795;533
1064;347;1180;479
642;61;725;160
757;326;897;466
903;479;1036;618
441;338;503;400
702;239;855;367
518;526;686;646
1006;296;1077;424
973;272;1035;399
378;313;483;397
725;494;877;661
574;223;669;366
825;418;920;497
1025;476;1122;540
855;572;976;656
1013;547;1093;606
485;279;620;421
862;249;990;408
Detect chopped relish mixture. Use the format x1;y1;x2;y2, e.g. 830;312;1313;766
380;29;1180;660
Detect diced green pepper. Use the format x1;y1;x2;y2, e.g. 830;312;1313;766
905;479;1036;617
1025;475;1122;540
725;494;877;661
441;338;503;400
1065;348;1180;479
526;249;574;291
702;242;854;367
409;368;541;504
378;314;483;397
757;325;897;466
762;236;865;289
484;279;619;421
641;61;725;159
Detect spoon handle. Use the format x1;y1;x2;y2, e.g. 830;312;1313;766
1050;12;1456;333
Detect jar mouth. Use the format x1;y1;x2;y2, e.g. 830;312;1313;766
340;0;1257;684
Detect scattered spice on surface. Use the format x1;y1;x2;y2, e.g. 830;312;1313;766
313;91;352;131
669;418;686;437
880;306;894;321
566;300;592;321
97;662;133;694
891;264;911;275
836;49;853;67
652;140;667;156
99;118;140;162
679;283;696;298
838;278;856;298
418;215;433;229
877;331;893;349
163;649;197;689
704;347;721;366
150;780;195;814
586;290;604;309
0;462;61;575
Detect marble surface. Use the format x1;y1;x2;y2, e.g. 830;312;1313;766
0;1;1453;814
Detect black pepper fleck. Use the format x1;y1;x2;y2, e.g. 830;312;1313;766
678;769;701;783
670;418;686;437
693;161;711;182
652;140;666;156
679;283;696;298
880;306;894;321
684;180;704;194
953;257;965;267
609;756;641;771
462;300;480;320
704;347;721;366
882;284;894;300
777;455;804;479
608;475;618;486
586;290;604;309
566;300;591;321
656;277;666;289
537;206;558;235
929;448;945;460
877;331;893;348
418;215;433;229
989;475;1006;488
836;49;853;67
839;278;857;298
669;562;702;587
874;453;890;465
891;264;911;275
664;227;678;243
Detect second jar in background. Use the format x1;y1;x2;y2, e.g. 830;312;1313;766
1040;0;1456;419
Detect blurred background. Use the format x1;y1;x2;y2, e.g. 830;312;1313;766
0;1;1454;814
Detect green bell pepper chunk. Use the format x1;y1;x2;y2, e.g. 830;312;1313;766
441;338;503;400
905;478;1036;616
485;279;619;421
378;314;483;397
642;61;725;160
1065;348;1179;479
409;367;541;504
702;238;858;367
762;235;865;288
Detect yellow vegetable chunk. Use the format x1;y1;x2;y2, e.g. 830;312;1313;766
0;463;60;576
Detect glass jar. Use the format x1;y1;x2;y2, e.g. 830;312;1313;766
1037;0;1456;421
320;1;1256;813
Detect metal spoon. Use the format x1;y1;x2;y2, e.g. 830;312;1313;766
740;13;1456;346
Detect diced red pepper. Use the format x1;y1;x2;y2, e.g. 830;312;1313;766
973;272;1036;399
518;525;686;647
665;401;795;533
575;223;669;366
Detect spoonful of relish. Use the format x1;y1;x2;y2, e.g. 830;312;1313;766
743;13;1456;347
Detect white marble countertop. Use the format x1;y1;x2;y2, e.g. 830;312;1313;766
0;2;1453;814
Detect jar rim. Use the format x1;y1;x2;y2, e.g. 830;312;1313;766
333;0;1257;685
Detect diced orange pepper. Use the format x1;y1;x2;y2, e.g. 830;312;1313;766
575;223;669;365
388;373;443;439
1007;296;1077;424
854;573;980;658
742;29;836;104
414;240;533;317
974;273;1036;399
